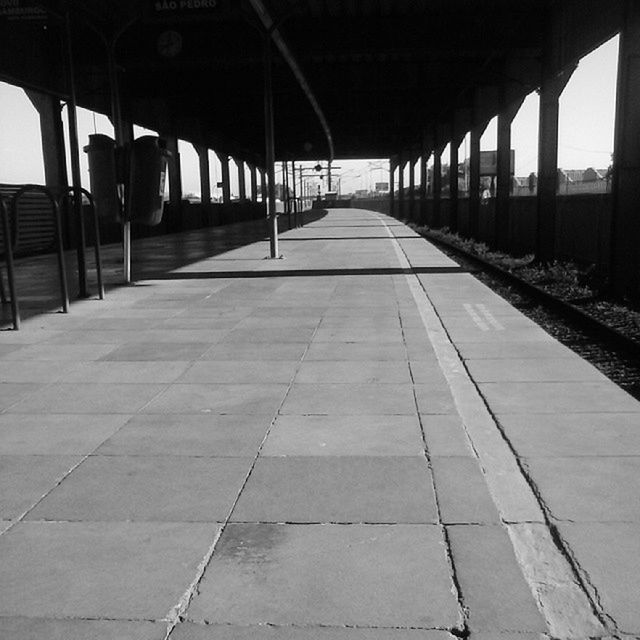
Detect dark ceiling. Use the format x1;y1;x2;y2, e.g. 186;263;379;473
0;0;621;164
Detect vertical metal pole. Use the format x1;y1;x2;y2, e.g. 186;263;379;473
449;139;459;233
291;159;298;226
433;146;442;227
64;10;89;297
469;124;482;239
327;159;332;192
107;39;130;283
389;159;395;217
264;36;278;258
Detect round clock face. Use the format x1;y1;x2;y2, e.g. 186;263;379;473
157;30;183;58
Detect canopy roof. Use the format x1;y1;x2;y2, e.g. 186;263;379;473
0;0;622;163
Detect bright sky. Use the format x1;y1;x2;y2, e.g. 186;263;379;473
0;34;619;195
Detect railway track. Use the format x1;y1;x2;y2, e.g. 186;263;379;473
418;229;640;401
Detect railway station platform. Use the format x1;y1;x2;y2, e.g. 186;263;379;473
0;208;638;640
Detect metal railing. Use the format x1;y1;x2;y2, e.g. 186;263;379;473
0;184;105;330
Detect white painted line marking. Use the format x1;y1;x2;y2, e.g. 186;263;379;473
477;303;505;330
377;214;607;639
463;303;490;331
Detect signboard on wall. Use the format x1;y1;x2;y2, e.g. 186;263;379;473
147;0;231;20
375;182;389;191
480;150;515;176
0;0;46;21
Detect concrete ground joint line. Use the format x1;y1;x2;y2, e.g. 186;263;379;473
379;214;468;634
163;313;325;639
375;212;610;640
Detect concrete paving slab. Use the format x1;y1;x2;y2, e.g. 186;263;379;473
0;414;129;455
319;316;401;328
496;413;640;457
466;357;609;382
0;329;59;344
0;360;76;382
96;414;269;457
101;342;212;361
0;383;44;410
173;623;451;639
295;360;412;384
421;415;474;457
523;456;640;522
2;344;119;360
312;327;404;343
221;327;316;343
58;361;192;383
409;360;450;384
141;383;288;415
0;343;22;357
281;383;416;415
29;455;252;521
0;455;80;519
262;414;425;456
558;522;640;634
158;316;241;329
202;342;308;361
179;360;299;384
7;383;166;414
251;306;327;318
321;307;399;319
235;316;320;328
42;329;150;344
231;456;437;523
479;382;640;414
0;618;165;640
414;383;457;414
304;341;407;361
187;523;461;628
431;458;501;524
0;521;218;619
447;525;547;632
456;340;577;360
73;316;162;330
444;327;554;343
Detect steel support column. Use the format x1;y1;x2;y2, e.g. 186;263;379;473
433;145;443;228
610;0;640;299
469;120;488;239
63;10;88;297
165;136;183;223
408;154;416;221
398;153;405;220
216;152;231;204
249;163;258;201
449;138;459;233
25;90;69;191
419;147;428;226
536;67;574;262
389;158;396;217
194;144;211;205
496;96;524;249
237;158;246;201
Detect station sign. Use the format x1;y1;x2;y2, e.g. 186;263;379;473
147;0;230;21
0;0;46;21
375;182;389;191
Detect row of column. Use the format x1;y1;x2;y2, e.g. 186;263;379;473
391;0;640;298
27;91;266;211
193;146;266;207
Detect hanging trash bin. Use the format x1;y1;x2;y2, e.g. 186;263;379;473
84;134;121;222
127;136;169;226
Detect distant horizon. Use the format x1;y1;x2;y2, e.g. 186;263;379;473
0;35;619;196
